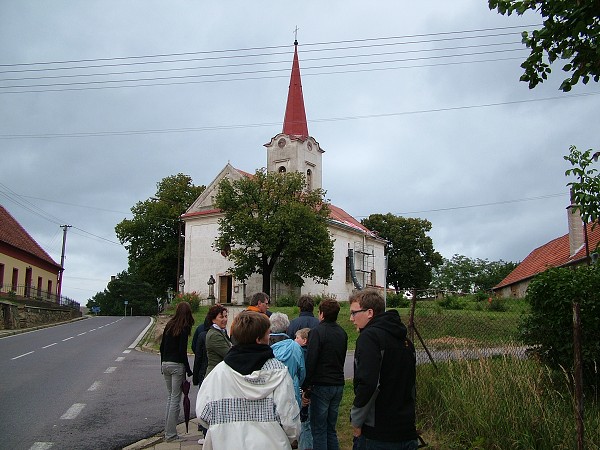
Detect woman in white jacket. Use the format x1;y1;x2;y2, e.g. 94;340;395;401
196;311;300;450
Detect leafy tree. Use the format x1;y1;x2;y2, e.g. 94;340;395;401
214;169;334;296
86;270;157;316
432;254;477;293
361;214;443;293
488;0;600;92
432;254;519;293
115;174;205;297
564;145;600;230
522;265;600;385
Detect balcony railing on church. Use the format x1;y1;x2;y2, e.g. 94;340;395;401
0;284;80;311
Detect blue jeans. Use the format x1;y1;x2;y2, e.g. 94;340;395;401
162;362;184;440
299;410;313;450
309;385;343;450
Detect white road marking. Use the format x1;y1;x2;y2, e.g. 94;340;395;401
60;403;85;420
88;328;97;332
77;332;87;336
12;351;34;360
123;349;131;354
42;343;57;349
29;443;54;449
104;367;117;373
88;381;101;391
115;356;125;362
62;337;74;341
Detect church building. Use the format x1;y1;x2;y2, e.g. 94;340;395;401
181;41;386;304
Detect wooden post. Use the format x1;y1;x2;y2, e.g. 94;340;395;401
572;301;584;450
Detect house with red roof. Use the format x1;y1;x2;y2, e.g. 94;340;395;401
493;200;600;298
181;41;386;303
0;205;62;301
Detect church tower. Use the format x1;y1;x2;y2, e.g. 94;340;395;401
265;40;324;190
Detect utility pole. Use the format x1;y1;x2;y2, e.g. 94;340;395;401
57;225;71;302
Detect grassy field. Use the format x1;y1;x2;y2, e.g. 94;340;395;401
169;301;598;449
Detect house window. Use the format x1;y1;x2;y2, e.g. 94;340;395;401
345;257;351;283
12;268;18;292
37;277;43;297
0;263;4;290
47;280;53;299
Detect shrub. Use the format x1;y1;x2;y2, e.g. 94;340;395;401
487;296;507;312
473;290;489;302
436;295;467;310
275;294;298;307
386;292;410;308
522;265;600;385
172;291;201;313
313;293;337;306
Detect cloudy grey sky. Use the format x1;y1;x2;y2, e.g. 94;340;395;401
1;1;598;303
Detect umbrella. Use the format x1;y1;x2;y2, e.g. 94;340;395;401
181;378;191;433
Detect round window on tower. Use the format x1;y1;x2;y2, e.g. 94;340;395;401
278;138;286;148
307;142;313;151
278;166;287;173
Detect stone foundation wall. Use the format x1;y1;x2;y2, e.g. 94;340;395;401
0;300;81;330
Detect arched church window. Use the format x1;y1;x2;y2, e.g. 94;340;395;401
278;166;287;173
306;169;312;189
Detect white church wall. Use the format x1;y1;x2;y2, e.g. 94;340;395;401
184;213;385;305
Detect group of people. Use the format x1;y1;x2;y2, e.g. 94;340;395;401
159;289;420;450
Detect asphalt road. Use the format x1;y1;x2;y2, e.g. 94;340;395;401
0;316;192;450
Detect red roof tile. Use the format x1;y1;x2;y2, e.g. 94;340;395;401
494;221;600;289
0;205;61;268
327;204;377;237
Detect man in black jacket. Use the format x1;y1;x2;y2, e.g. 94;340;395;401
350;289;418;450
287;295;320;339
302;299;348;450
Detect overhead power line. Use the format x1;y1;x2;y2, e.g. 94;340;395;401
0;91;597;140
0;25;539;94
0;41;523;82
0;184;123;246
354;193;570;218
0;24;540;69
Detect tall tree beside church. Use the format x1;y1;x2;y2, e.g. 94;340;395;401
115;174;205;297
361;213;442;294
214;169;334;296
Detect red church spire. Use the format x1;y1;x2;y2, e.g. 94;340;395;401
282;40;309;139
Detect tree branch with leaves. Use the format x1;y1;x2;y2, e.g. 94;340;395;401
489;0;600;92
214;169;334;296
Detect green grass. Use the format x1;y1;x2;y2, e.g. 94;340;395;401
178;301;598;449
416;356;600;449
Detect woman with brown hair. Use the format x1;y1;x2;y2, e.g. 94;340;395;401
159;301;194;442
205;304;232;375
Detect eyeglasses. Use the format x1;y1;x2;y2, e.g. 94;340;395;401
350;308;369;317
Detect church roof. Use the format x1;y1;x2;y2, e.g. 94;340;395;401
327;204;379;238
282;40;309;140
493;221;600;290
0;204;61;268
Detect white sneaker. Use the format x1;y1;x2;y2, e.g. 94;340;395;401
198;438;205;445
